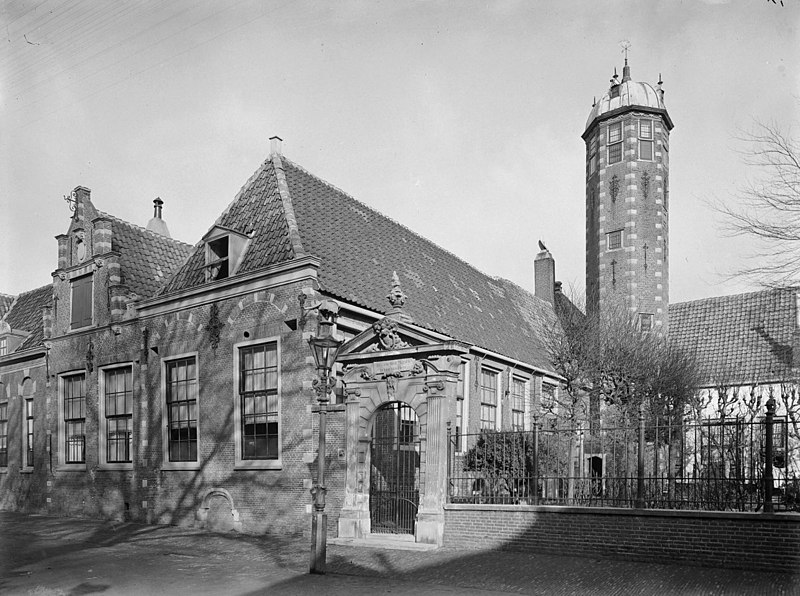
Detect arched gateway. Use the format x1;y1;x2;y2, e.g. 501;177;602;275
335;303;467;546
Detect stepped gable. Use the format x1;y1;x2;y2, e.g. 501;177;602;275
283;157;559;369
0;294;14;319
670;287;798;386
99;212;193;299
161;159;297;294
2;285;52;351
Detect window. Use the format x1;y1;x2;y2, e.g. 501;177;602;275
166;357;198;462
607;230;623;251
511;378;525;431
103;367;133;464
639;313;654;332
480;368;498;430
63;374;86;464
541;383;556;413
239;343;279;460
607;122;623;164
71;275;93;329
588;136;598;175
610;85;620;99
0;338;6;356
399;407;416;445
455;396;464;447
0;402;7;467
639;119;653;161
25;398;33;467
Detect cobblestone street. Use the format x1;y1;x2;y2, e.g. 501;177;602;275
1;512;798;595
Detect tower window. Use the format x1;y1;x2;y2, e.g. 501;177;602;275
607;230;623;251
607;122;623;164
639;119;654;161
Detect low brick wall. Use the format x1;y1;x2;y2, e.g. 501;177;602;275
444;504;800;572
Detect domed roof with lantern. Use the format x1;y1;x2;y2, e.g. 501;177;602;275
584;59;673;135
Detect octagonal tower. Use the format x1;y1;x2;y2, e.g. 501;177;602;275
583;59;673;334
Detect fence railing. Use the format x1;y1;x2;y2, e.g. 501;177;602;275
447;404;798;513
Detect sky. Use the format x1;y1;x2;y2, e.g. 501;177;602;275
1;0;798;304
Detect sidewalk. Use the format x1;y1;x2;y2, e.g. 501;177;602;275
1;512;797;595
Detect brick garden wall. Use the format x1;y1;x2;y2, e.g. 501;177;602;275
444;504;800;572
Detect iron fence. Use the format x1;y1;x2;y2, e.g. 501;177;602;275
447;408;798;513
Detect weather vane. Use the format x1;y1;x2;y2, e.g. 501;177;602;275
63;190;77;217
620;40;631;62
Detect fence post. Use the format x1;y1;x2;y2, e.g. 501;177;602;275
532;416;540;506
446;421;452;504
764;397;776;514
637;402;645;509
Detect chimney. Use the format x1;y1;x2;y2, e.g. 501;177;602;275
146;197;171;237
534;245;555;304
270;135;283;155
72;186;92;221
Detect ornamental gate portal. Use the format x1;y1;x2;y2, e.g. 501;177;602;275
369;402;421;534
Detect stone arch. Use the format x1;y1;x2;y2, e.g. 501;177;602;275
195;488;242;533
227;290;288;329
19;376;34;397
357;378;429;442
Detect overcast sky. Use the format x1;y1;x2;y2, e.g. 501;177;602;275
1;1;798;304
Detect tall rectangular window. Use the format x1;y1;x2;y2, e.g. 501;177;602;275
0;402;7;467
541;383;556;413
63;374;86;464
25;398;34;467
511;378;525;431
639;119;653;160
639;313;654;332
480;369;498;430
0;338;7;356
104;367;133;463
71;275;93;329
607;122;623;164
239;343;278;460
166;357;198;462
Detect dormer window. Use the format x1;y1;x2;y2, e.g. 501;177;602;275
202;226;250;283
207;237;230;280
0;338;6;356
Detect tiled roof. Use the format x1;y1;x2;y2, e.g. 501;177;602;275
2;285;52;351
284;157;559;368
0;293;14;319
99;212;193;299
161;160;296;294
158;153;560;370
669;287;798;386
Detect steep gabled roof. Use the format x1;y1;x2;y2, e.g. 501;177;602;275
160;153;561;371
669;287;798;386
2;285;52;351
161;159;298;294
99;211;193;299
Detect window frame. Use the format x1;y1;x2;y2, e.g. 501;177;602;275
639;119;654;161
607;229;623;251
480;367;500;431
0;337;6;356
57;371;87;471
70;274;94;330
161;352;201;471
607;122;623;165
639;313;655;333
23;397;34;471
511;377;526;431
540;382;557;415
99;363;135;470
233;337;282;470
0;401;8;469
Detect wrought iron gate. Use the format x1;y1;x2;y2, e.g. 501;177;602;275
370;402;421;534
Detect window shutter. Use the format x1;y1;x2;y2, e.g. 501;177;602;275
71;275;93;328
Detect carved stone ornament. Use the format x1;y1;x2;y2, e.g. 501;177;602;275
207;303;224;350
58;272;67;281
85;339;94;373
387;271;407;310
640;170;650;201
609;175;620;203
370;317;409;351
75;230;86;263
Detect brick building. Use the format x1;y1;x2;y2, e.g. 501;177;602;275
0;140;564;543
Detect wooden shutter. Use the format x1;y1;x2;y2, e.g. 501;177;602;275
71;275;93;328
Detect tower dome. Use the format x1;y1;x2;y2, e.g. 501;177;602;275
585;62;672;134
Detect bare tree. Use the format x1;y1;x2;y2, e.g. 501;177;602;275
714;120;800;286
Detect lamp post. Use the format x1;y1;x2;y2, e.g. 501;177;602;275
307;299;343;574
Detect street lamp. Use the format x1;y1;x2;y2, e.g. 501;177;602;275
307;299;343;574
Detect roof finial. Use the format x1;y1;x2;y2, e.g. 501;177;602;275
620;40;631;82
387;271;407;311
